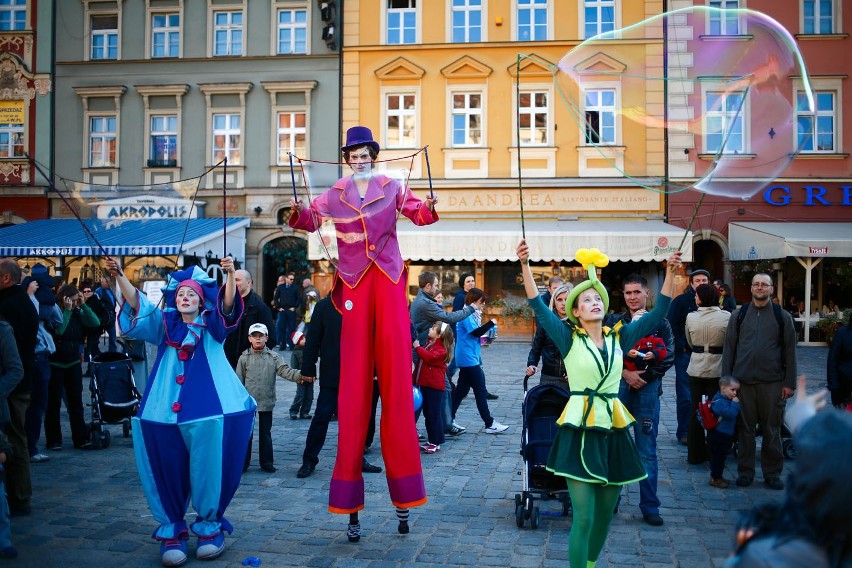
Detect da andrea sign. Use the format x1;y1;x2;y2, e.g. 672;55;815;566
764;185;852;206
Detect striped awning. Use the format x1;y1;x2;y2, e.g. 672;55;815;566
0;218;250;258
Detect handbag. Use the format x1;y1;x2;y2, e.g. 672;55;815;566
412;356;423;412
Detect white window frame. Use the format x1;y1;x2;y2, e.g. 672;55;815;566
383;0;420;45
382;88;419;149
88;114;118;168
145;1;184;60
517;88;552;147
581;87;619;146
211;9;244;57
514;0;551;42
0;0;26;31
794;78;842;154
211;113;241;165
801;0;838;34
274;4;309;55
90;14;119;60
199;83;250;188
148;114;179;167
276;110;308;164
449;90;484;148
448;0;485;43
263;80;316;187
582;0;615;39
83;1;123;61
707;0;742;36
150;11;181;58
701;82;750;155
0;122;25;158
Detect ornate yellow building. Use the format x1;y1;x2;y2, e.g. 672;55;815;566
332;0;688;311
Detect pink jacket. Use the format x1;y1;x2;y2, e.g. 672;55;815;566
289;174;438;287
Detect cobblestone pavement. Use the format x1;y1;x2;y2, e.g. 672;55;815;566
12;343;828;567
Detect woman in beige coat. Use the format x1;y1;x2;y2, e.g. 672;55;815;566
685;283;731;465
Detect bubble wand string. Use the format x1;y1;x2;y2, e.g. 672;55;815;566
289;152;298;202
516;54;526;239
424;146;434;200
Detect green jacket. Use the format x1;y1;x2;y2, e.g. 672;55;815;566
235;347;301;411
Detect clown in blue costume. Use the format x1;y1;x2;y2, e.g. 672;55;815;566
105;257;256;567
516;241;682;568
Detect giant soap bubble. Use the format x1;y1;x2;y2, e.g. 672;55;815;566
554;6;813;199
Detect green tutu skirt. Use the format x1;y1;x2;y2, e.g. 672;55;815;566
545;424;647;485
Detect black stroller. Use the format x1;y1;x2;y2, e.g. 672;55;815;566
514;376;572;529
88;352;142;448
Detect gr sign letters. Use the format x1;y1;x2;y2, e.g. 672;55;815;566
764;185;852;206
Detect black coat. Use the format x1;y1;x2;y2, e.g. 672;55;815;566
527;314;567;379
300;297;341;389
666;287;698;354
828;324;852;406
224;290;276;368
0;284;38;393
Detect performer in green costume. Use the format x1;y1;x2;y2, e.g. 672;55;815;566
517;241;682;568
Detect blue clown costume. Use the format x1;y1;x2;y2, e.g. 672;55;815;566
118;266;256;555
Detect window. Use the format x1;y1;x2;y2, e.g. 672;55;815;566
149;115;178;166
152;13;180;58
517;0;547;41
583;0;614;38
385;93;416;148
583;90;616;145
709;0;739;35
0;0;26;31
451;93;482;147
704;90;745;153
213;11;243;56
797;91;835;152
212;113;241;164
803;0;834;34
89;116;117;167
519;91;549;145
387;0;416;45
276;112;307;163
452;0;481;43
0;123;24;158
277;9;307;54
91;14;118;60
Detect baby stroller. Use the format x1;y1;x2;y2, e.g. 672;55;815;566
88;352;142;449
514;376;572;529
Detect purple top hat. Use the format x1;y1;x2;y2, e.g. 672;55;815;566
341;126;380;155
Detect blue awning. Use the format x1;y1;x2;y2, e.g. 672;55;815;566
0;218;251;258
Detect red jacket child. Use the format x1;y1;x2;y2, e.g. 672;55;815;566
625;335;668;372
414;338;448;391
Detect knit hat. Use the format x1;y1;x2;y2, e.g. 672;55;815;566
565;248;609;325
177;279;204;299
291;330;305;345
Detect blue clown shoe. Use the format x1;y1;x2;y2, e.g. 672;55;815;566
160;538;187;566
196;531;225;560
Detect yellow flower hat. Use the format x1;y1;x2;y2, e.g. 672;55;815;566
565;248;610;325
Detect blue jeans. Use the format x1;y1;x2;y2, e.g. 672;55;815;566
618;379;661;516
0;479;9;548
25;352;51;456
674;351;692;441
277;310;297;349
451;366;493;428
442;376;453;430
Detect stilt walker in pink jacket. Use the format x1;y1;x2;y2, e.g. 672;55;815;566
289;126;438;541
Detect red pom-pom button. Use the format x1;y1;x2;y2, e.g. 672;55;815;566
171;402;182;413
176;375;185;385
177;349;190;361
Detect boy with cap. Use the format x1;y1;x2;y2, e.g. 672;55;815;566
236;323;308;473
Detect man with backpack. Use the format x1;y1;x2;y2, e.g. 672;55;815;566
93;275;117;353
721;273;797;490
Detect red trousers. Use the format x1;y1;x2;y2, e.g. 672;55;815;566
329;266;426;513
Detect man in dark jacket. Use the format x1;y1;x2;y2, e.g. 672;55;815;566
0;259;38;516
273;273;300;350
721;273;797;491
666;267;709;444
296;297;380;478
224;269;276;368
609;274;674;527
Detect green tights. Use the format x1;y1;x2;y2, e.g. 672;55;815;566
565;479;622;568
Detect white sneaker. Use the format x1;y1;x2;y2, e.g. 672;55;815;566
452;421;466;432
484;421;509;434
30;453;50;463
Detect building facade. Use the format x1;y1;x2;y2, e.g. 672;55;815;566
666;0;852;343
333;0;688;315
45;0;340;296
